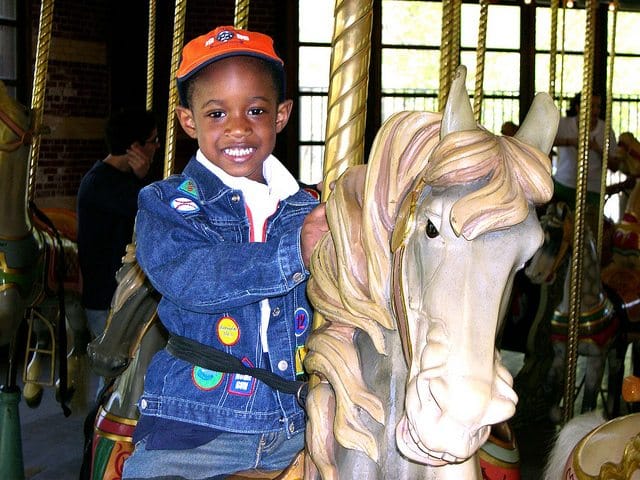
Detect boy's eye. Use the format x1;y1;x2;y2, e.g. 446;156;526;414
248;108;265;115
208;111;225;119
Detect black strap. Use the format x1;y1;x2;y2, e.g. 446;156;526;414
166;334;308;405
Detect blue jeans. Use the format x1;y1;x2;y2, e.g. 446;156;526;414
121;429;304;479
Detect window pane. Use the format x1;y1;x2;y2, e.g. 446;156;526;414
299;145;324;185
0;25;16;79
613;57;640;95
299;94;327;142
0;0;16;21
382;1;441;46
299;46;331;90
462;4;519;50
535;53;583;96
299;0;334;43
611;11;639;54
381;48;440;91
536;8;585;52
381;95;438;122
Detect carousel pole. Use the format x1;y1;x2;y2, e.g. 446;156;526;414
234;0;250;30
311;0;373;361
146;0;157;111
548;0;559;99
163;0;188;179
473;0;488;123
563;0;597;424
597;1;618;262
26;0;54;202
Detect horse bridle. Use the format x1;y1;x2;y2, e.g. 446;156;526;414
0;104;34;152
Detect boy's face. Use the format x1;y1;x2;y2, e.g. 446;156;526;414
176;56;292;184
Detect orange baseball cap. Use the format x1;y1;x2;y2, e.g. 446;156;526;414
176;26;285;106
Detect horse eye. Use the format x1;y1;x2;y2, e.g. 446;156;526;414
425;219;439;238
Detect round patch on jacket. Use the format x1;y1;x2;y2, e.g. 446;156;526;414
170;197;200;213
294;307;309;337
217;316;240;346
192;366;224;391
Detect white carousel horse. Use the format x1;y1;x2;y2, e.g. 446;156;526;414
543;375;640;480
525;201;618;420
0;79;90;409
302;66;557;479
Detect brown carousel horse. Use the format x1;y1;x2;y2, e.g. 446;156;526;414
87;66;558;480
0;80;90;477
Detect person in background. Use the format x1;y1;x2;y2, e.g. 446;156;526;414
121;26;328;479
77;109;159;348
553;92;617;235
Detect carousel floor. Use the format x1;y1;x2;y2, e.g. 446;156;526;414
7;348;625;480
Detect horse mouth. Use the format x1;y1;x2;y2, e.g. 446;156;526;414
395;415;485;466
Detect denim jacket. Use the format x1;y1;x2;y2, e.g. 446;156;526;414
135;157;318;437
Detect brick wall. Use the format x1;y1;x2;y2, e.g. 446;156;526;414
29;0;283;203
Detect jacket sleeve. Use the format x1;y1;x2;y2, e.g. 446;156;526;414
135;184;309;313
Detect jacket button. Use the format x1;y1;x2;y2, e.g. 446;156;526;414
140;399;147;409
289;423;295;433
293;272;304;282
231;193;240;202
278;360;288;371
272;307;281;317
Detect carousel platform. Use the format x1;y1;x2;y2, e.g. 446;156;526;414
5;348;625;480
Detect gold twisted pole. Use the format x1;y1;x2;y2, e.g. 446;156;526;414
548;0;559;98
234;0;250;30
27;0;55;201
451;0;461;91
163;0;188;179
146;0;157;111
597;1;618;262
320;0;373;199
563;0;597;424
438;0;454;110
473;0;488;123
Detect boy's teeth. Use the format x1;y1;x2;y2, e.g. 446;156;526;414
225;147;254;157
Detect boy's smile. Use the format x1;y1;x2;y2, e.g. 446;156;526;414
176;56;292;184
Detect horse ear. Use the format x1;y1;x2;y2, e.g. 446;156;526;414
440;65;476;139
514;93;559;155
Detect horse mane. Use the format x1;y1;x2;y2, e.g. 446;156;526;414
305;111;553;470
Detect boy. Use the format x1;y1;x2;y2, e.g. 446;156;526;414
122;26;328;479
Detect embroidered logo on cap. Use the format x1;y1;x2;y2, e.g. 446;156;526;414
192;366;224;391
217;316;240;346
216;30;234;42
178;179;199;199
170;197;200;213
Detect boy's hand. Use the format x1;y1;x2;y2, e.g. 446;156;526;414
301;204;329;269
127;144;152;179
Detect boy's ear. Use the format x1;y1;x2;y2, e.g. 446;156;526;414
275;99;293;134
176;106;198;139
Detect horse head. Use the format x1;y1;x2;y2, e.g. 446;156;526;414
305;66;557;478
391;66;557;465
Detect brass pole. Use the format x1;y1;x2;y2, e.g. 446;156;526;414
597;1;618;262
234;0;250;30
146;0;157;111
549;0;559;99
163;0;188;179
320;0;373;199
563;0;597;424
27;0;55;201
439;0;453;110
473;0;488;123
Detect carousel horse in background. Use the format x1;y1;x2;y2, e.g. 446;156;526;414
543;375;640;480
601;131;640;413
524;201;618;420
302;66;557;479
0;78;91;412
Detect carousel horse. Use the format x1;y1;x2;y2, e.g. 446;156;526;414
0;78;91;405
601;131;640;410
302;66;557;479
543;375;640;480
524;201;618;420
